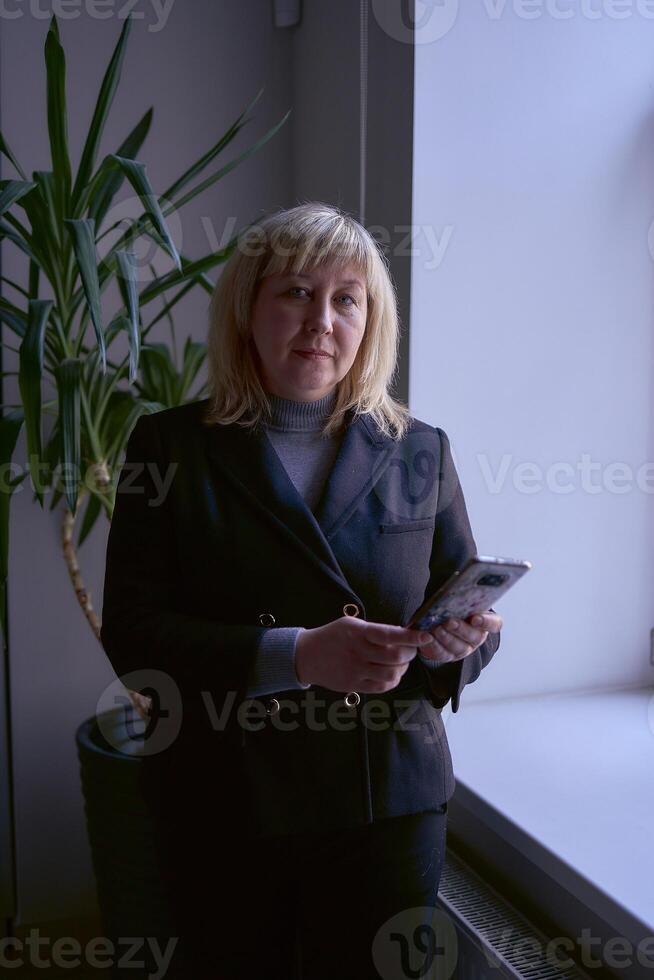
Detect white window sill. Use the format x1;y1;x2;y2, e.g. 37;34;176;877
442;684;654;951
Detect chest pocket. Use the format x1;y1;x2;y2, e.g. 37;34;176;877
375;518;436;624
379;518;436;534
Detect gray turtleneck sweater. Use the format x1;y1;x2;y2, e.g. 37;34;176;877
245;388;444;697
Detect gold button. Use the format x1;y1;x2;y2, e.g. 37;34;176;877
266;698;280;715
342;605;360;707
259;612;276;626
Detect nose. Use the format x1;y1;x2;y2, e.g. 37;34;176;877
304;294;335;334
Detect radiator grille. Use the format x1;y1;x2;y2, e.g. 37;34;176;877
437;850;593;980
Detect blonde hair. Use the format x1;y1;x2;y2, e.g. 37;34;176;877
203;201;412;440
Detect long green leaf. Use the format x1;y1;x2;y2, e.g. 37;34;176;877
84;343;109;415
0;216;39;264
0;275;29;300
72;17;132;208
14;187;57;278
54;358;81;516
114;249;140;382
139;344;176;406
64;218;106;371
42;420;63;512
178;337;207;401
73;125;244;318
0;409;26;650
99;392;142;468
18;300;53;507
0;132;26;180
0;298;27;338
44;16;72;231
114;313;141;388
194;272;214;296
77;489;102;547
107;155;181;271
28;259;40;300
169;108;291;215
161;87;264;203
0;180;36;218
32;171;61;250
69;102;286;323
151;245;214;295
138;238;237;306
85;108;153;224
142;277;195;336
91;342;132;431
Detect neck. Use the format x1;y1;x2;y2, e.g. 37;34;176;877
265;388;338;432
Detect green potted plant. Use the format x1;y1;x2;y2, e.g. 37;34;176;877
0;14;289;967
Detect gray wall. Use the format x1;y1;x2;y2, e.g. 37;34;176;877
1;0;293;926
291;0;414;400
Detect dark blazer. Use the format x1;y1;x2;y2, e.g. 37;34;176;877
100;398;500;840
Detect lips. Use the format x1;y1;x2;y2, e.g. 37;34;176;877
293;350;332;359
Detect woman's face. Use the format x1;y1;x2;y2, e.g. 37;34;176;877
249;259;368;401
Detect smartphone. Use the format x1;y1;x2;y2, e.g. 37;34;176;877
405;555;532;631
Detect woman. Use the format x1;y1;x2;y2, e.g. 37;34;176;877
100;201;502;980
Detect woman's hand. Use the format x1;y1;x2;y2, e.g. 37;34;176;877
418;611;503;665
295;616;437;694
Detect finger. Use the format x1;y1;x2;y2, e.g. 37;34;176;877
418;636;455;664
440;618;487;646
366;645;418;667
364;622;437;649
434;628;474;658
468;612;503;632
440;626;489;650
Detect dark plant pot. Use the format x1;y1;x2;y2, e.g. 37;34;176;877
75;705;177;979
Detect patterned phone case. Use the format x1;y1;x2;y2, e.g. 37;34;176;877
406;555;532;631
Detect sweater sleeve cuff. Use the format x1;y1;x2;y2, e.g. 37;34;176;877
417;651;448;669
245;627;310;697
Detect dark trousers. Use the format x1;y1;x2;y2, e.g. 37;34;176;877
153;804;448;980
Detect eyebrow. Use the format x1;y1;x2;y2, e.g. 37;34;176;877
280;274;364;289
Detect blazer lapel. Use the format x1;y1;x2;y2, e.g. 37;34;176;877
203;408;397;596
312;412;395;538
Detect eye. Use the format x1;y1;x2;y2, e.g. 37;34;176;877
287;287;356;306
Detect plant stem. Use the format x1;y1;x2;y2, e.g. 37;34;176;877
61;495;151;721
